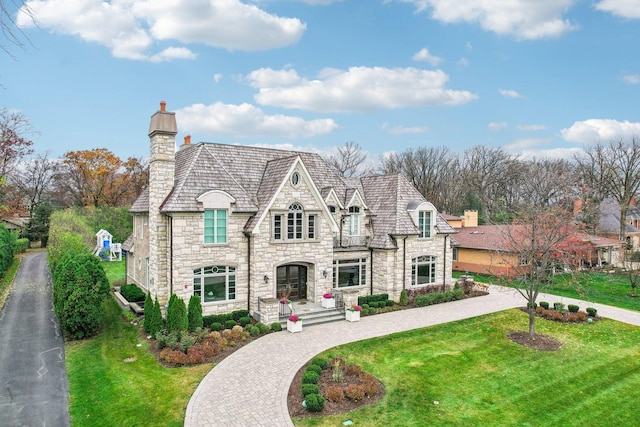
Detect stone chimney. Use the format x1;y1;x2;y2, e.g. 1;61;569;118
462;210;478;228
148;101;177;305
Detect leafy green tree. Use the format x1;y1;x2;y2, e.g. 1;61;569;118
25;201;52;246
143;291;153;333
187;294;203;332
47;209;93;269
165;293;187;332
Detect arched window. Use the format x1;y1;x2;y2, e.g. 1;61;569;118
193;265;236;303
412;255;436;286
288;203;303;239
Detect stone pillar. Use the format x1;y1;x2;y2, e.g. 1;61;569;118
341;288;360;312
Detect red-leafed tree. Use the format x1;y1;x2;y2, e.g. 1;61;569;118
496;206;592;337
0;108;35;215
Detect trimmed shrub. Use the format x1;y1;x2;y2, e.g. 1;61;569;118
553;302;565;312
305;364;323;375
224;320;237;329
202;315;216;328
325;386;344;402
120;284;146;302
159;348;187;366
568;304;580;313
304;394;325;412
248;325;260;336
311;357;328;370
257;322;270;334
586;307;597;317
301;384;319;397
362;380;378;396
166;294;188;332
399;289;409;306
385;299;394;307
238;316;251;327
345;384;365;401
15;238;29;253
539;301;549;310
302;371;319;385
210;322;223;332
414;289;463;307
231;309;249;322
270;322;282;332
187;295;203;332
345;364;362;376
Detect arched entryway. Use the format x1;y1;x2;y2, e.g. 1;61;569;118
276;264;307;301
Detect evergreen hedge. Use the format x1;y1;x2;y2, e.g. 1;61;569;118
187;294;203;332
166;294;188;332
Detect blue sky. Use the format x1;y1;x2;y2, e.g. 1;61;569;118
3;0;640;166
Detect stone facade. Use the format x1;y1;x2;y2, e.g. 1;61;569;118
125;102;456;323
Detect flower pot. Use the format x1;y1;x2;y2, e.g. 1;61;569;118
322;298;335;309
287;319;303;333
345;310;360;322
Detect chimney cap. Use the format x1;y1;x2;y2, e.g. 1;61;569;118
160;101;167;112
184;135;191;145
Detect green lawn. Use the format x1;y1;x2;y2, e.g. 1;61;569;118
453;271;640;312
293;309;640;427
66;298;213;427
101;259;126;287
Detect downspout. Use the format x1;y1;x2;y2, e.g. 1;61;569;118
369;247;374;295
443;234;448;288
403;236;407;290
246;232;251;313
169;216;173;296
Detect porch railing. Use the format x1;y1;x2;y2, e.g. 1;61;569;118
279;301;292;318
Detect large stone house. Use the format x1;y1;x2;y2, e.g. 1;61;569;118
123;102;455;323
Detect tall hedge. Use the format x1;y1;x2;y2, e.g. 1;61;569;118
148;297;163;339
187;294;203;332
143;291;153;333
165;293;187;332
0;225;16;279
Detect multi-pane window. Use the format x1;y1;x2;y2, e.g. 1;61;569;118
333;258;367;288
274;214;282;240
452;247;458;261
418;211;431;238
308;214;316;239
288;203;303;240
204;209;227;244
348;206;360;236
193;265;236;303
412;255;436;286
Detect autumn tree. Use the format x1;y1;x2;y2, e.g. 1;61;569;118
326;141;371;177
496;206;591;337
574;138;640;241
0;108;34;213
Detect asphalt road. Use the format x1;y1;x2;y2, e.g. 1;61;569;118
0;251;70;427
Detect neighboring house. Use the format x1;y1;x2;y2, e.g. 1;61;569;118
1;217;27;234
597;198;640;250
123;102;456;323
450;210;624;275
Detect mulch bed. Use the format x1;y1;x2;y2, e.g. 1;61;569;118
288;361;386;418
507;330;562;351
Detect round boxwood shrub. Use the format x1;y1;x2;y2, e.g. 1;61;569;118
369;301;379;309
310;357;328;370
306;364;322;375
210;322;223;332
224;320;237;329
257;322;270;334
539;301;550;310
586;307;597;317
248;325;260;336
305;394;325;412
385;299;394;307
238;316;251;327
301;384;319;397
270;322;282;332
302;371;319;385
568;304;580;313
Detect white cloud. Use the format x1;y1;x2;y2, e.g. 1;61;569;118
561;119;640;144
488;122;508;131
247;66;477;113
503;137;582;159
412;48;443;66
499;88;522;98
595;0;640;19
17;0;305;61
382;123;428;134
516;124;546;131
213;74;223;83
458;57;470;66
397;0;579;39
176;102;338;138
623;74;640;84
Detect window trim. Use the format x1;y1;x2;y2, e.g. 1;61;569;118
418;210;432;239
193;265;236;304
411;255;436;286
332;258;367;288
204;209;227;244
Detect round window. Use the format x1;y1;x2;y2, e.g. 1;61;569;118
291;172;300;186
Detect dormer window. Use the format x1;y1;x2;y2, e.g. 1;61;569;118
348;206;360;236
418;210;432;238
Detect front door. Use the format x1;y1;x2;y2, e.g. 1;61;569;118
276;265;307;300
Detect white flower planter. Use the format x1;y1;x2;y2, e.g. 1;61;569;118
321;298;336;309
287;319;303;333
345;310;360;322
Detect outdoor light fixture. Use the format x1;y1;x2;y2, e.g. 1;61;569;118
264;275;269;284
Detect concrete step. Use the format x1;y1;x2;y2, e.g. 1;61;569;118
280;307;345;329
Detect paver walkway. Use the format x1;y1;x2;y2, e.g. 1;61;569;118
184;286;640;427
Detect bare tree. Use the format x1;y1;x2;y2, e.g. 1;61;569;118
519;158;577;209
495;206;591;337
1;0;35;58
11;150;57;216
326;141;369;177
575;138;640;241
